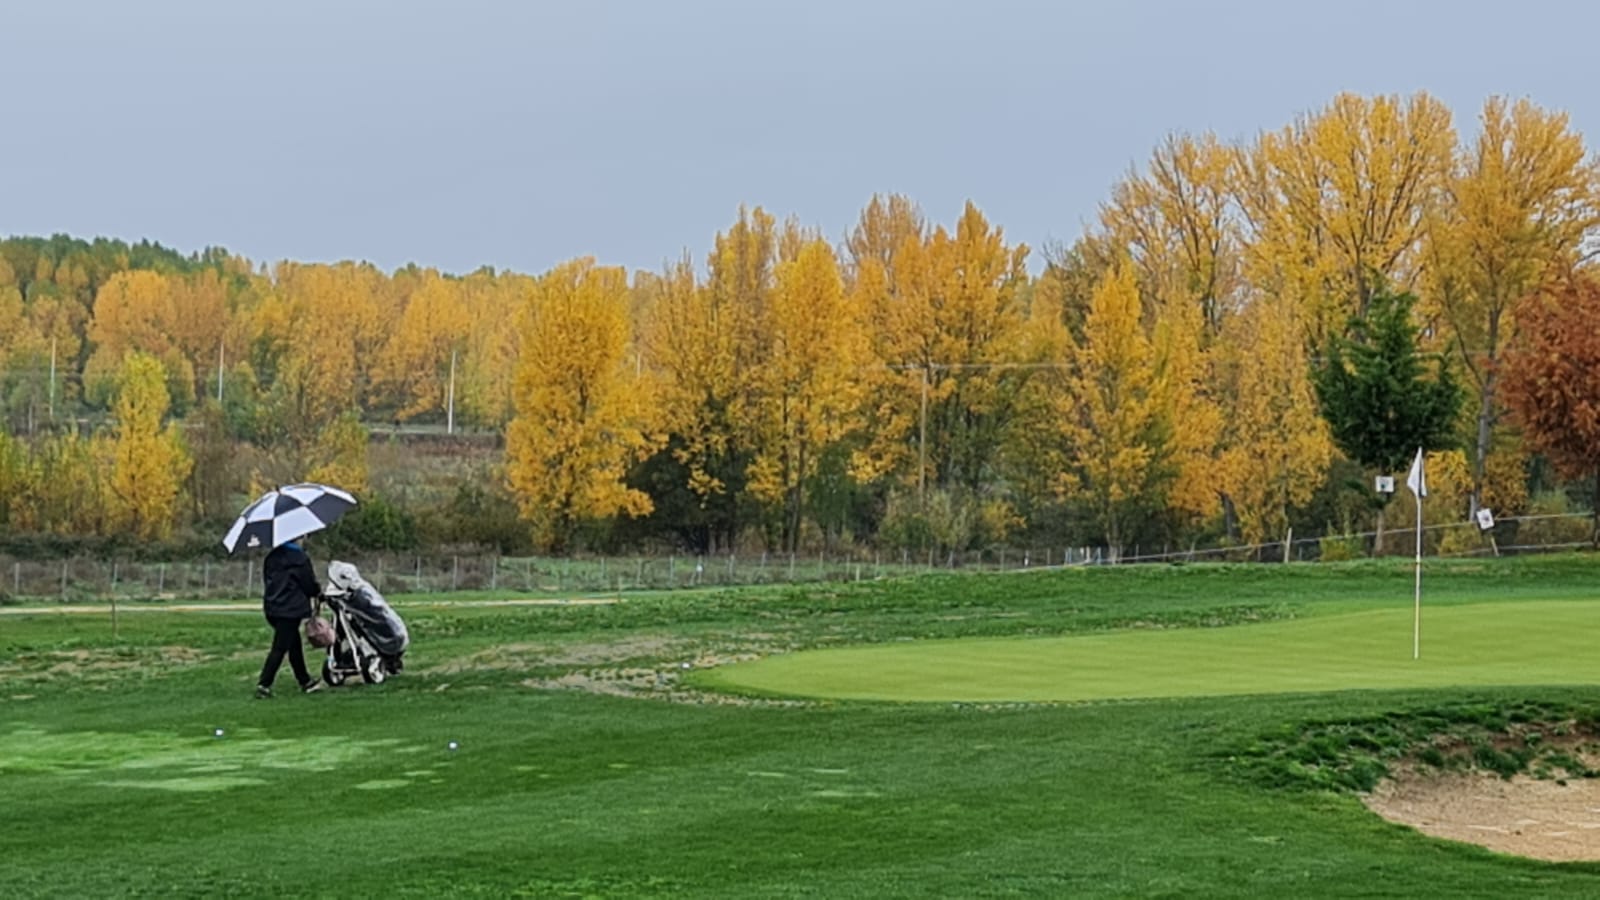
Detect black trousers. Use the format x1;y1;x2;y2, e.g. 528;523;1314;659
259;615;312;688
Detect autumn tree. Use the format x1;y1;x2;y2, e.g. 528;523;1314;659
638;254;747;551
455;270;528;429
264;262;392;439
18;431;106;536
744;238;868;550
1100;133;1244;339
306;411;371;496
1046;263;1173;548
1500;278;1600;538
86;270;196;413
1425;97;1600;514
855;202;1030;496
844;194;929;488
373;269;470;421
1236;92;1456;338
638;207;776;551
105;352;192;541
0;430;24;529
1214;291;1333;545
505;259;655;551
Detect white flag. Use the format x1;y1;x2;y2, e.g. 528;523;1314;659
1406;447;1427;498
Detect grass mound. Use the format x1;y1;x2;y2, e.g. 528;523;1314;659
1226;699;1600;793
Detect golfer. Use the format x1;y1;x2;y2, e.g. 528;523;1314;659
255;538;324;697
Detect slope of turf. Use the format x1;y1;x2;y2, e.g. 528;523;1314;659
8;557;1600;897
701;599;1600;702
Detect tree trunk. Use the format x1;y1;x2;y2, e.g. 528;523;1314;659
1220;492;1238;541
1470;310;1504;518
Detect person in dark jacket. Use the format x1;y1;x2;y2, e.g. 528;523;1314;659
256;538;324;697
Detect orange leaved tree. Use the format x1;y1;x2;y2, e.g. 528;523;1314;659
1499;278;1600;542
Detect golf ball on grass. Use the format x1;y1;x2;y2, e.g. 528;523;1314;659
448;741;459;751
214;729;225;738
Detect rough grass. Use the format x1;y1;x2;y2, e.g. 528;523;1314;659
7;556;1600;897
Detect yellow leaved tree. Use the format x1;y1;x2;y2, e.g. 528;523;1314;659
505;259;655;551
267;262;392;437
86;270;195;412
305;411;370;496
1236;92;1456;339
1050;262;1170;549
373;269;471;421
636;206;776;549
743;237;868;550
106;351;192;541
856;201;1029;494
1213;291;1333;546
1425;96;1600;513
1100;133;1244;339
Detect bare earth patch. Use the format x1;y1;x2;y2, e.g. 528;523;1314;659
423;631;809;705
0;646;210;684
1365;766;1600;862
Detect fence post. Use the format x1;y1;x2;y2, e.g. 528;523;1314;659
452;556;459;591
727;553;735;583
111;562;119;595
636;558;643;590
788;552;796;580
491;557;499;592
13;562;19;595
158;564;166;594
61;560;68;599
668;555;675;588
202;560;210;593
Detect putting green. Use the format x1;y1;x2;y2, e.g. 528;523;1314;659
702;599;1600;702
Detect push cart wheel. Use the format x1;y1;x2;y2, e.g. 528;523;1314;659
361;656;386;685
323;661;345;687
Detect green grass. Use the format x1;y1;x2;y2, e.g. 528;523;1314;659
7;556;1600;897
702;599;1600;702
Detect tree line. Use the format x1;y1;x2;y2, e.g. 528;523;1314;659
1;91;1598;557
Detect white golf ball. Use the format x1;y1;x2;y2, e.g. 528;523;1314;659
681;662;691;670
448;741;459;751
214;728;225;737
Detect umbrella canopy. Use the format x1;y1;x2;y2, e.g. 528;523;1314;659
222;483;358;554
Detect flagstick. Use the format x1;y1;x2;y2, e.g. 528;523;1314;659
1413;497;1422;660
1407;446;1425;662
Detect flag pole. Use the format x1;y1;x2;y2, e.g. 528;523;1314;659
1407;446;1425;661
1413;491;1422;660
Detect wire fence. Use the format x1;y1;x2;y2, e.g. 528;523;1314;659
0;512;1593;604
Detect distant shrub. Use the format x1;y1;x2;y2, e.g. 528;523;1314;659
1515;491;1592;549
1318;535;1363;562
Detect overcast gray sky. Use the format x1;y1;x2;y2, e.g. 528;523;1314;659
3;0;1594;276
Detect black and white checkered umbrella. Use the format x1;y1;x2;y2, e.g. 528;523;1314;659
221;483;358;554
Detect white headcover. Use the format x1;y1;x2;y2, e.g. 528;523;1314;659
328;560;366;592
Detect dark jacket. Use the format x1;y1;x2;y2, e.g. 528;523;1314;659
262;542;321;620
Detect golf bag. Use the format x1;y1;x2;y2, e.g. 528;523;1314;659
318;560;409;686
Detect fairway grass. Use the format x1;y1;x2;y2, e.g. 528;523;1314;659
11;558;1600;897
704;599;1600;702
